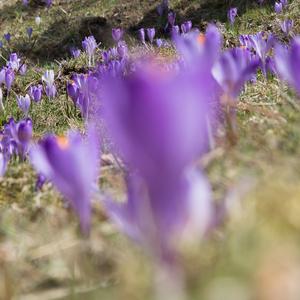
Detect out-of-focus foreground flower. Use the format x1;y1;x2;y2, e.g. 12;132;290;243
30;124;100;234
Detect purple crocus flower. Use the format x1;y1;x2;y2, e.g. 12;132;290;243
5;117;33;161
101;50;111;64
0;88;3;110
212;47;259;101
174;24;222;73
139;28;145;44
17;95;31;117
69;46;81;59
29;85;43;103
100;65;214;293
156;39;162;48
171;25;179;37
280;0;287;8
19;64;27;76
275;2;282;17
46;83;56;100
23;0;27;8
275;38;300;95
264;56;276;78
227;7;237;27
82;36;101;66
67;81;79;107
46;0;52;14
168;12;176;26
280;18;294;40
110;47;118;60
181;21;192;34
0;153;8;178
5;69;15;99
157;6;163;16
112;28;123;45
35;173;46;191
27;28;33;43
0;67;6;85
0;40;5;49
257;0;264;10
239;34;253;51
147;28;155;44
4;33;10;44
249;32;276;70
117;44;128;59
30;124;100;234
6;53;21;71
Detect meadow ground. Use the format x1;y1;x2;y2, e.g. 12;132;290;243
1;0;300;299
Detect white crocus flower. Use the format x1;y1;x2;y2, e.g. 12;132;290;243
35;17;41;27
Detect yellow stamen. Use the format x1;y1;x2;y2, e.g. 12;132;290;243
197;34;206;45
57;136;69;150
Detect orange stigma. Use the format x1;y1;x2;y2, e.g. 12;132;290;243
71;80;74;84
262;36;265;40
197;34;206;45
85;74;88;78
57;136;69;150
241;46;245;50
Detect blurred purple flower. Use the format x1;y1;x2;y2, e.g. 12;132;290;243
101;65;214;263
139;28;145;44
19;64;27;75
117;44;128;58
156;38;162;48
17;95;31;117
29;85;43;103
168;12;176;26
27;28;33;42
227;7;237;27
0;67;6;85
67;81;79;107
181;21;192;34
30;124;100;234
112;28;123;45
239;34;253;51
23;0;27;7
0;88;3;110
147;28;155;44
257;0;264;9
275;2;282;17
280;18;294;40
280;0;287;8
35;173;46;191
157;6;163;16
82;36;100;66
69;46;81;59
0;153;8;178
4;33;10;44
5;68;15;99
46;0;52;14
101;50;111;64
6;53;21;71
275;38;300;94
0;40;5;48
110;47;118;60
249;32;276;68
46;83;56;100
212;47;259;101
171;25;179;37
